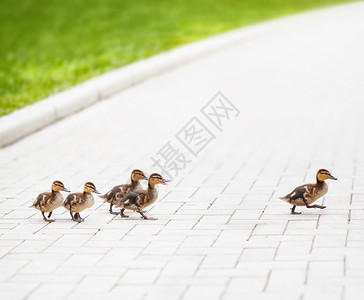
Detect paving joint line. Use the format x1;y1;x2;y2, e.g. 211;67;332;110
207;197;217;210
24;282;41;299
178;285;189;300
341;286;346;300
189;187;200;199
262;269;272;293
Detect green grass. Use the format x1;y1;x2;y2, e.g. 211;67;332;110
0;0;356;116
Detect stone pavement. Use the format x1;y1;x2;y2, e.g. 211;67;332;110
1;2;364;299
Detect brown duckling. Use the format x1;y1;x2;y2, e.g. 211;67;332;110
63;182;100;222
115;173;169;220
30;181;70;222
99;169;148;214
280;169;337;214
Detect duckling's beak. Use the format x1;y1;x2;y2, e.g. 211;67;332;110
142;175;148;180
329;175;337;180
161;179;170;185
93;189;101;194
62;187;70;192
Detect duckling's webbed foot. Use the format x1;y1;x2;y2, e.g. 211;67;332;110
290;206;302;215
70;211;79;222
42;212;55;222
139;211;157;220
109;203;120;215
43;217;55;222
306;204;326;209
120;208;129;218
74;213;84;222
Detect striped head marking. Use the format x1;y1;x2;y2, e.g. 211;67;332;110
148;173;170;186
84;182;101;194
52;181;70;192
131;169;148;182
317;169;337;182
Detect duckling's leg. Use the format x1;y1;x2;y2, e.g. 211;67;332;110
305;204;326;209
47;211;55;222
290;205;301;215
138;211;157;220
70;211;78;222
120;208;129;218
75;213;85;222
109;203;119;215
41;211;55;223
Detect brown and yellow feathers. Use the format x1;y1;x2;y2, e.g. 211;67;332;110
115;173;169;220
99;169;147;214
63;182;100;222
31;181;70;222
280;169;337;214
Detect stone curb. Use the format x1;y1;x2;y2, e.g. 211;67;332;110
0;2;353;147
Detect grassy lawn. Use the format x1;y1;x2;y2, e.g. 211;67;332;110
0;0;356;117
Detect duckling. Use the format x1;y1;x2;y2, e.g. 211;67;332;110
99;169;148;215
280;169;337;214
30;181;70;222
63;182;100;222
115;173;169;220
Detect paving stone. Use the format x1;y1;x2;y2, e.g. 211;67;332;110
308;261;344;278
277;240;312;255
73;275;119;293
313;234;347;248
0;282;38;299
10;240;55;254
28;283;74;299
253;224;287;236
161;256;203;276
239;248;277;262
119;269;161;285
9;273;81;284
61;254;104;267
227;277;267;293
156;275;229;286
19;259;64;274
144;285;186;300
200;254;240;269
182;285;224;300
266;269;305;292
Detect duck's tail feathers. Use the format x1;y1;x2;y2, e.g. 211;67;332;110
279;196;290;203
99;194;110;203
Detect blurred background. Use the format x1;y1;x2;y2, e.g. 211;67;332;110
0;0;355;117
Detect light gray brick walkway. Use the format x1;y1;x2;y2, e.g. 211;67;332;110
1;2;364;299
